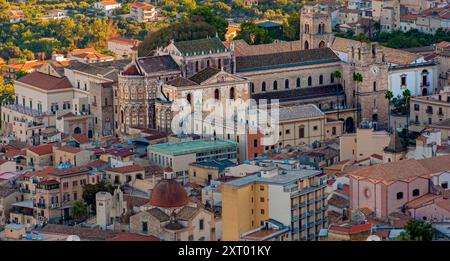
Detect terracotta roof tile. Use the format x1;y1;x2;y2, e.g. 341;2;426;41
107;232;159;241
71;134;90;144
17;72;73;91
106;165;144;174
57;146;82;154
27;144;54;156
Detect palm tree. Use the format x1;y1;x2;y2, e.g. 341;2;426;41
402;89;411;128
72;200;88;222
384;90;393;131
333;70;342;118
353;72;363;122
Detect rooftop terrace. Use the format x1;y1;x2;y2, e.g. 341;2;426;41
148;138;237;156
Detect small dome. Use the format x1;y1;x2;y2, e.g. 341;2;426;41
149;179;188;208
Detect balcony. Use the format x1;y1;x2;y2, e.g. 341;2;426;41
438;111;444;117
37;203;46;209
50;203;59;209
426;108;433;114
21;188;30;193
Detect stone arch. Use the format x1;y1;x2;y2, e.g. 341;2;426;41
422;88;428;96
214;89;219;100
345;117;355;133
304;40;309;50
319;40;326;48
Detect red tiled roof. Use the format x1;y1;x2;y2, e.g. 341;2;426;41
106;165;144;174
71;134;90;144
336;184;350;197
107;232;159;241
17;72;73;91
87;160;107;168
57;146;82;154
329;223;372;234
400;14;418;21
130;2;155;10
4;149;26;158
371;154;383;160
24;167;59;178
27;144;54;156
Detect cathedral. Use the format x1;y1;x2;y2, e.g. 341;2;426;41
115;3;438;138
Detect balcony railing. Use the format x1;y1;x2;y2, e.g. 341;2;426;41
21;188;30;193
37;203;46;209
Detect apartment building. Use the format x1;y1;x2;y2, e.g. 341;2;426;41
410;90;450;127
130;2;156;23
222;164;328;241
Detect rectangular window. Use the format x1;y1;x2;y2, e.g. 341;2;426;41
199;219;204;230
299;127;305;138
260;209;265;215
414;104;419;111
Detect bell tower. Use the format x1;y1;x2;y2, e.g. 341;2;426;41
343;41;390;129
299;4;333;50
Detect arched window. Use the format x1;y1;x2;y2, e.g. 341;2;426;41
186;93;192;104
373;82;377;92
413;189;420;197
330;74;335;83
262;82;266;92
214;89;219;100
207;60;210;67
285;79;289;89
304;41;309;50
319;75;323;85
273;80;278;90
396;192;403;200
229;87;235;100
296;78;301;88
195;61;199;72
308;76;312;86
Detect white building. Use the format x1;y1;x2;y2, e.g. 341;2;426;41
94;1;122;16
130;2;157;23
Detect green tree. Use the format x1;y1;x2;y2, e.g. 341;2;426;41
235;22;272;45
82;181;115;214
283;12;300;41
353;72;363;110
397;220;433;241
385;90;393;130
72;200;88;222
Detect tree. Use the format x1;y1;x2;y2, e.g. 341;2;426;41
82;181;115;214
385;90;393;130
0;77;15;105
283;12;300;41
353;72;363;107
397;220;433;241
72;200;88;222
235;22;272;45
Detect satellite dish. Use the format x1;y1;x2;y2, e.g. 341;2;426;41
366;235;381;241
66;235;81;241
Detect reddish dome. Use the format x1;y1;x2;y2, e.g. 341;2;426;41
149;179;188;208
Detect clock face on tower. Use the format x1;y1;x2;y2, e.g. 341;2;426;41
370;65;379;76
